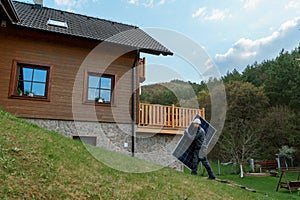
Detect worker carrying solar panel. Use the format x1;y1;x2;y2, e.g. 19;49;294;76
187;118;216;179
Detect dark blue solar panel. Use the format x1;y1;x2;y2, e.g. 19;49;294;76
172;114;217;170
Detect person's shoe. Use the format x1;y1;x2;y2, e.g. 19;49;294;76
191;172;197;176
208;176;216;180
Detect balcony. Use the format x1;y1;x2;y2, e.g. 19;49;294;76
137;103;205;134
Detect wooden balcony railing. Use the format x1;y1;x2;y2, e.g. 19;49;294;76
139;103;205;129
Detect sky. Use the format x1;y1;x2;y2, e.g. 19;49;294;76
18;0;300;84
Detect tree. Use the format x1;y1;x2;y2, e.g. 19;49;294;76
222;69;242;84
197;90;210;118
255;106;298;160
264;48;300;112
242;61;270;87
140;80;207;106
216;82;269;164
218;46;300;113
140;84;178;106
278;145;297;168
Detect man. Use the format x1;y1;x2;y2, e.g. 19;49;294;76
189;118;216;179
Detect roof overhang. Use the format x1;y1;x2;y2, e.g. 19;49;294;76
13;24;174;57
0;0;19;22
104;28;173;56
140;48;173;56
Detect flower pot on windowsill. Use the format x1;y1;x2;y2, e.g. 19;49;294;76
17;88;23;96
24;91;34;97
95;97;104;103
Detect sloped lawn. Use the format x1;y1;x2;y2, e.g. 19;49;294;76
0;109;275;199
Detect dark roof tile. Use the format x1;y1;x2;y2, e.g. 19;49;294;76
12;1;172;56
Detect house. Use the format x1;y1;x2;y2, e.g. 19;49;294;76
0;0;175;159
1;0;208;171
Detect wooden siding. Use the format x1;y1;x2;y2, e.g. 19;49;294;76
0;25;139;124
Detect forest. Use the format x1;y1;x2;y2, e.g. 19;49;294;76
140;46;300;166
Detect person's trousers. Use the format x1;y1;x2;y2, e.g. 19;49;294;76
191;150;215;178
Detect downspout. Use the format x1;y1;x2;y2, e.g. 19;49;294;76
131;49;139;157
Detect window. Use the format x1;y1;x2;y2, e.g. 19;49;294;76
84;71;115;105
9;61;52;100
47;18;68;28
73;136;97;146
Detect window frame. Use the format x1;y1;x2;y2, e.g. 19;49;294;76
83;70;115;106
47;18;68;29
9;60;53;101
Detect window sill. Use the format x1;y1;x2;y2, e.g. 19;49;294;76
82;101;115;107
9;95;50;102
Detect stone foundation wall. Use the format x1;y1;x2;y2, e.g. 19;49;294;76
27;119;183;171
135;134;183;170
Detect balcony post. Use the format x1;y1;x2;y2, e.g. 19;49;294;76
172;104;175;128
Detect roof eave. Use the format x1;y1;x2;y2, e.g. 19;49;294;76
140;48;173;56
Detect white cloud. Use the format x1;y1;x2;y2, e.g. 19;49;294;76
242;0;261;9
157;0;166;6
128;0;170;7
280;18;299;31
192;7;206;18
66;8;75;13
285;1;300;9
215;17;300;71
54;0;100;9
128;0;138;4
192;7;230;21
204;58;215;71
54;0;75;7
204;9;229;21
143;0;154;7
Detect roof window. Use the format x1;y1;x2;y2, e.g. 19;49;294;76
47;18;68;28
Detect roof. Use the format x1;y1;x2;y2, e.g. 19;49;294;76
11;1;173;56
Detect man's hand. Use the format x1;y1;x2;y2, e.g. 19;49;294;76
184;130;196;140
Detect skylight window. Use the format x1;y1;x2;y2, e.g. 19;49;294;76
47;19;68;28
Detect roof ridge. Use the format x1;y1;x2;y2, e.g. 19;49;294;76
13;0;138;28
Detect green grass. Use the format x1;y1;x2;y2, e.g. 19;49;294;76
186;161;300;200
0;109;297;199
220;175;299;200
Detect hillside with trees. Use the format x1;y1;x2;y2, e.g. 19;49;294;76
141;46;300;166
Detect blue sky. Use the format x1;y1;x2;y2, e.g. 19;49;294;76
18;0;300;84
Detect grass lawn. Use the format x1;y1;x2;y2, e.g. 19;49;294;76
0;109;298;199
221;175;300;200
187;161;300;200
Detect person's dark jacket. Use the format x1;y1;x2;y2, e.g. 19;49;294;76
192;127;206;150
184;125;208;158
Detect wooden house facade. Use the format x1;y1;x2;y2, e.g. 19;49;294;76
0;1;172;123
0;0;180;166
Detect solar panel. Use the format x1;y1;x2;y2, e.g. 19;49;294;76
172;114;217;170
